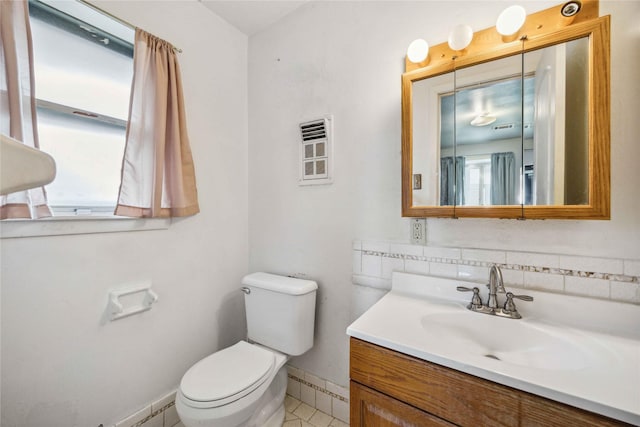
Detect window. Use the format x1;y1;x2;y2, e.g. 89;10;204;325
29;0;134;216
464;155;492;205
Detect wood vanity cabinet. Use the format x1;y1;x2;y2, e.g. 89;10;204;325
349;338;630;427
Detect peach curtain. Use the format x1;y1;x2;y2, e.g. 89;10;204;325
0;0;51;219
115;29;199;218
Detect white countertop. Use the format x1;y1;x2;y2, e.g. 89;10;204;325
347;272;640;425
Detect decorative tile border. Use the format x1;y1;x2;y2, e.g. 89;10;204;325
133;402;175;427
113;390;181;427
361;250;639;283
288;374;349;403
353;241;640;304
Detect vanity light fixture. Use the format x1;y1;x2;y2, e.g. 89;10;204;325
447;24;473;51
407;38;429;63
496;5;527;37
561;1;582;17
470;113;497;127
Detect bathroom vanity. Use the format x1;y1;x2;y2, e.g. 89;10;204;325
350;338;626;426
347;273;640;426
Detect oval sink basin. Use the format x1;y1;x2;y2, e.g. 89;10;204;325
421;311;592;370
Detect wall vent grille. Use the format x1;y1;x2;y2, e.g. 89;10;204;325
299;116;333;186
300;120;327;142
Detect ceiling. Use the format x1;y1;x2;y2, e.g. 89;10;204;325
440;77;535;147
200;1;309;36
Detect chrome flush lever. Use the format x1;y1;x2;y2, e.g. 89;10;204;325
240;287;251;294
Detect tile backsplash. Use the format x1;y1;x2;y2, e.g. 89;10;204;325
286;365;350;424
352;240;640;304
113;391;181;427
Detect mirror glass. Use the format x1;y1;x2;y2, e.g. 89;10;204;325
524;37;589;206
410;37;589;209
412;72;454;207
450;54;525;206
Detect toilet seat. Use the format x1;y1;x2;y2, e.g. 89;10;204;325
179;341;275;409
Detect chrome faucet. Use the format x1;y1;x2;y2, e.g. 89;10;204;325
456;265;533;319
487;265;505;309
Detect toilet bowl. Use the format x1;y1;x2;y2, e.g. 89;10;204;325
176;341;289;427
176;273;317;427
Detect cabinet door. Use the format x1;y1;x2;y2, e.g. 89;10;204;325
350;381;455;427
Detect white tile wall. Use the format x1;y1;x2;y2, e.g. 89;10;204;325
353;240;640;305
113;390;181;427
610;281;640;303
115;406;150;427
564;276;610;299
352;251;362;275
361;254;381;277
315;390;333;415
163;406;180;427
331;398;350;423
429;261;457;278
457;264;489;281
381;256;404;279
287;376;302;399
405;259;429;275
500;268;524;287
287;365;350;424
625;260;640;277
524;271;564;292
462;248;506;264
301;382;316;407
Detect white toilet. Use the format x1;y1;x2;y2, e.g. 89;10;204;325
176;272;317;427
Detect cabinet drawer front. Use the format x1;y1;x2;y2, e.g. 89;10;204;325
350;338;520;426
351;381;455;427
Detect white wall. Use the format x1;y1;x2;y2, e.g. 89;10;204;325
248;0;640;387
0;2;248;426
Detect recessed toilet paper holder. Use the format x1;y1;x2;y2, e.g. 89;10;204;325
108;283;158;321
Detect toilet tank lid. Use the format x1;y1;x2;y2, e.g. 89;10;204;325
242;272;317;295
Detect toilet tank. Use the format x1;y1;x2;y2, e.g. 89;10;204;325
242;272;317;356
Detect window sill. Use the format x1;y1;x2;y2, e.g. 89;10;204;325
0;215;171;239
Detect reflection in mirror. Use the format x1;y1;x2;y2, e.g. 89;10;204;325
447;54;525;206
412;72;454;207
410;38;591;209
524;37;589;206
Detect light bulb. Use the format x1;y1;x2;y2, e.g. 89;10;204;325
407;39;429;63
496;5;526;36
448;25;473;51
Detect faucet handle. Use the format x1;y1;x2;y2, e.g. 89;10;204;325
456;286;483;309
503;292;533;312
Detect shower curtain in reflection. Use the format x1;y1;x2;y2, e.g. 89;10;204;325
491;152;517;205
440;156;465;206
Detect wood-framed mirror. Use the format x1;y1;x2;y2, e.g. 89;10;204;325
401;0;610;219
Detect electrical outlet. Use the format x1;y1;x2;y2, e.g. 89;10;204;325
410;218;427;245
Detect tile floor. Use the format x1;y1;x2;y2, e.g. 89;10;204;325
284;395;349;427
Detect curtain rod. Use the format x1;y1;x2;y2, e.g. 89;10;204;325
78;0;183;53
